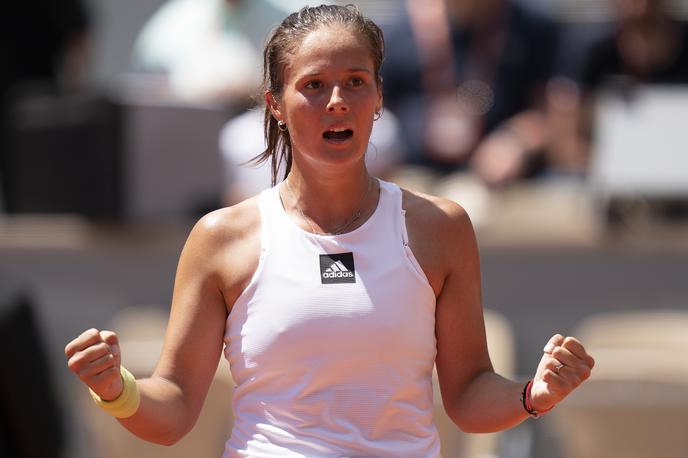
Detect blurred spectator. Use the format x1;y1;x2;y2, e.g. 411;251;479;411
382;0;560;188
582;0;688;89
131;0;293;106
0;0;90;211
548;0;688;179
578;0;688;153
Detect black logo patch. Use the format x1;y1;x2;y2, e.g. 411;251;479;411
319;252;356;284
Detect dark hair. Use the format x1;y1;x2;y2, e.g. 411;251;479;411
251;4;385;185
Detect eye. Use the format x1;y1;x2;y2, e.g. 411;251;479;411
305;80;323;89
350;77;364;87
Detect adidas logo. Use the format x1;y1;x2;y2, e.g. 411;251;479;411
319;252;356;284
323;261;354;279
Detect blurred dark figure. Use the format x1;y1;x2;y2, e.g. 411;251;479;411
553;0;688;224
0;0;91;212
582;0;688;89
382;0;560;187
577;0;688;153
0;274;64;457
549;0;688;179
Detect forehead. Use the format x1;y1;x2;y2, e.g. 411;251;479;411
285;25;375;78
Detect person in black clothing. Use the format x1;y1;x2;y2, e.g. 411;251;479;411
382;0;560;187
581;0;688;89
568;0;688;174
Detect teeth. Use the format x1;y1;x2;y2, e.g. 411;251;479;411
329;127;349;132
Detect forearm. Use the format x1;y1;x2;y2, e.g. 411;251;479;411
446;371;529;433
116;375;195;446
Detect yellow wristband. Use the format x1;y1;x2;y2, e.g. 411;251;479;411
89;366;140;418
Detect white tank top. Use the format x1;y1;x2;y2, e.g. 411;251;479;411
223;180;441;457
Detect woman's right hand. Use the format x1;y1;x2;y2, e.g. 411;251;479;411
65;328;123;401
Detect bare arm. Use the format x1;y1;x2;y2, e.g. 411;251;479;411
408;193;594;433
432;201;525;432
119;211;230;444
65;202;260;445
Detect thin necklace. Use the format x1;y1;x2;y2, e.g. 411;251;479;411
283;176;374;236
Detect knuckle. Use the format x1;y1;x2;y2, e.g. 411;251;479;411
67;357;80;372
100;329;118;342
84;343;108;359
563;337;581;350
581;367;592;380
85;328;101;340
72;352;88;367
93;342;110;353
552;347;565;358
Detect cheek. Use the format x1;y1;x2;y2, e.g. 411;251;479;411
284;94;319;125
285;102;320;149
287;108;317;141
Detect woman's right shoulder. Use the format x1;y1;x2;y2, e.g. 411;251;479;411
170;195;263;310
185;194;262;253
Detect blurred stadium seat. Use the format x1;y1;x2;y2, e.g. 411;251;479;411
550;309;688;458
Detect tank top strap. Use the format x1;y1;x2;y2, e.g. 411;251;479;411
257;185;283;254
379;180;410;247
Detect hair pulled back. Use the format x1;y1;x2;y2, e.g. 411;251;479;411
253;4;385;185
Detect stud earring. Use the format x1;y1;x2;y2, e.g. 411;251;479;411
277;120;288;132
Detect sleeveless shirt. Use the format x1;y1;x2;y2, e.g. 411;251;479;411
223;180;441;457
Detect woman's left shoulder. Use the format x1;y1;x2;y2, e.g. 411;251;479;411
397;186;479;293
400;186;474;239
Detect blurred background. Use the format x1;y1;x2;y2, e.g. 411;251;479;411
1;0;687;457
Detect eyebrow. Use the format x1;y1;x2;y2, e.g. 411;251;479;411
301;67;373;77
347;67;373;74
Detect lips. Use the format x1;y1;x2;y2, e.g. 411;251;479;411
323;126;354;141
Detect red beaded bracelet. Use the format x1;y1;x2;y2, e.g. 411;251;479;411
520;380;553;418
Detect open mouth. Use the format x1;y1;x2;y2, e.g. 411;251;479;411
323;127;354;141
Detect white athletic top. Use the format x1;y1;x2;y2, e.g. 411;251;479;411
223;180;441;457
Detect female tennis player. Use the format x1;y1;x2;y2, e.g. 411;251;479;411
65;5;594;457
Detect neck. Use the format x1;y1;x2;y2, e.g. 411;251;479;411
282;163;376;235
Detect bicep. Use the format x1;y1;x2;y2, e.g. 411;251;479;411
434;210;493;409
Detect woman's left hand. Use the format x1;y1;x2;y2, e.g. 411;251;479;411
529;334;595;412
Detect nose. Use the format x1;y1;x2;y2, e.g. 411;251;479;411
326;86;348;112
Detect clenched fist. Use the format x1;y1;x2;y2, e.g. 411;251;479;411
65;328;123;401
529;334;595;412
